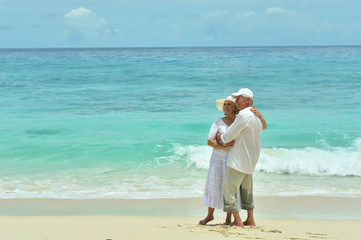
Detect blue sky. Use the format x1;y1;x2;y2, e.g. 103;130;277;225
0;0;360;48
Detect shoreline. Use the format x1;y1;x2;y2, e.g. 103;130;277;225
1;196;360;220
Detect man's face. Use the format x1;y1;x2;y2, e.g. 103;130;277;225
235;95;250;110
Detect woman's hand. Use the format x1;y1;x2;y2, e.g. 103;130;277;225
216;132;221;141
250;106;261;117
251;106;267;130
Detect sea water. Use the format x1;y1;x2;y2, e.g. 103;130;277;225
0;46;360;199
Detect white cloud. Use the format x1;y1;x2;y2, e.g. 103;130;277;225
62;7;120;44
172;7;345;46
64;7;92;20
208;10;230;18
63;7;107;30
266;7;290;15
206;10;258;22
238;11;256;19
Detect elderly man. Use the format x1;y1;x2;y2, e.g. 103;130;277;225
216;88;265;227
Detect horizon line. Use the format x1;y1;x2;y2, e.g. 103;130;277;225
1;44;361;50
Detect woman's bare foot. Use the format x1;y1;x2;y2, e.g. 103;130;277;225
198;216;214;225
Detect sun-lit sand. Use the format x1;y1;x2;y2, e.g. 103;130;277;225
0;216;360;240
0;196;360;240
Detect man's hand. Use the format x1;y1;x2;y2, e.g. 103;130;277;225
224;140;235;149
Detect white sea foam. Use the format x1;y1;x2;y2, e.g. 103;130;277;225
1;139;360;199
0;173;205;199
172;144;211;169
172;138;361;177
257;138;361;176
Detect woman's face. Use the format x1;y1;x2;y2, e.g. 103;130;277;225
223;100;236;116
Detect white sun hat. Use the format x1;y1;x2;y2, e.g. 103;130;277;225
216;96;237;112
231;88;254;99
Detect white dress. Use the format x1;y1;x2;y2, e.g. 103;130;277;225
202;118;241;210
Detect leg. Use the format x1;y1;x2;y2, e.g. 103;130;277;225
223;168;245;213
240;174;256;226
225;212;232;225
231;212;244;227
243;209;256;226
198;207;215;225
223;168;246;227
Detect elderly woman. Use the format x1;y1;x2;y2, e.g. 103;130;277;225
199;96;266;225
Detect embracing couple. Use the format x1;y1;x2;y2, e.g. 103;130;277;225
199;88;267;227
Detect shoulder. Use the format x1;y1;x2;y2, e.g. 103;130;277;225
242;109;262;127
210;118;224;131
240;108;253;116
214;117;224;125
237;108;253;120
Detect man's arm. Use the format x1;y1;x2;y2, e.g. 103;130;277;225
208;139;235;149
219;114;247;143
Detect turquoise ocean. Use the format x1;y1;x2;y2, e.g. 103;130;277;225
1;46;360;199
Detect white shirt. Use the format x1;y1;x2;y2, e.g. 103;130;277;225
208;118;231;155
220;107;263;174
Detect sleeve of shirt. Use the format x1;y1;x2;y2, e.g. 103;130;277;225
208;121;218;140
220;114;247;143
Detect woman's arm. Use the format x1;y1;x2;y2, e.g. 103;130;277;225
208;139;235;150
251;106;267;130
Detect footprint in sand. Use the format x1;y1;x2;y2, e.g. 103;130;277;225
305;232;328;239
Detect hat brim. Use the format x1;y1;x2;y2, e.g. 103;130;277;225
216;98;236;112
231;93;254;99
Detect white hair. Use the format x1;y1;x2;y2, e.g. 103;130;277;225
240;95;253;106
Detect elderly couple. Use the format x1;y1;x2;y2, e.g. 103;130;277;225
199;88;267;227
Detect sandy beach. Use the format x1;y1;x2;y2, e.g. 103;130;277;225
1;196;360;240
1;216;360;240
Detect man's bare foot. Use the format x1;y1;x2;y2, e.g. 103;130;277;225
198;216;214;225
243;219;256;226
224;218;232;225
230;221;244;227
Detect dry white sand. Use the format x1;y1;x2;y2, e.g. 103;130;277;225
0;196;360;240
0;216;360;240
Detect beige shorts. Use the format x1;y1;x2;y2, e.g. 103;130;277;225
223;167;254;212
